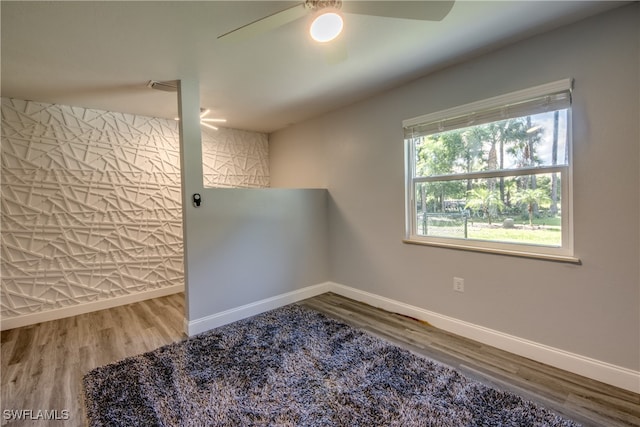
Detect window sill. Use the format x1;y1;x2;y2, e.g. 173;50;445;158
402;238;581;265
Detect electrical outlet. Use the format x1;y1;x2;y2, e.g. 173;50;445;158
453;277;464;292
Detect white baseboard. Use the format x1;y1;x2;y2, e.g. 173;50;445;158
14;279;637;392
0;284;184;331
327;282;640;394
185;282;332;336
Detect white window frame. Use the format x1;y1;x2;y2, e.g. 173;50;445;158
403;79;579;263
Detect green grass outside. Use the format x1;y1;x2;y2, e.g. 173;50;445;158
467;225;561;246
422;215;562;246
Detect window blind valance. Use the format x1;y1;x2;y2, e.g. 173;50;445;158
403;79;572;139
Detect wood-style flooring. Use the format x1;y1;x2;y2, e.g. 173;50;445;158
1;292;639;426
299;293;640;427
1;295;186;426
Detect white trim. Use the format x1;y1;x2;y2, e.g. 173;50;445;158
185;282;332;336
0;284;184;331
327;282;640;394
41;279;635;394
402;238;581;264
402;78;573;127
184;281;638;393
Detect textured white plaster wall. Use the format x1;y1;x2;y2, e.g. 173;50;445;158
202;127;269;188
0;98;269;322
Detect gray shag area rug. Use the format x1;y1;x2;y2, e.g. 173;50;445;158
84;304;581;426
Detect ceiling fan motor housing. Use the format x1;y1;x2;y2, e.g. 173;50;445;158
305;0;343;12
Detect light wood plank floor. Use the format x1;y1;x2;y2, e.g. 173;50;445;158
299;293;640;427
1;294;186;426
2;292;639;426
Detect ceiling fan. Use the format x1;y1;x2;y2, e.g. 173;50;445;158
218;1;455;46
147;80;227;129
198;109;227;131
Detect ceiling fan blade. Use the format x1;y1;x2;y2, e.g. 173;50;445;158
342;0;455;21
218;2;308;42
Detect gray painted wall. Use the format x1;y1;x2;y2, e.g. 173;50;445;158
270;5;640;370
178;80;329;325
184;187;329;320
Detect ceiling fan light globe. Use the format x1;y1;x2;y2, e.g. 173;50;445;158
310;12;343;43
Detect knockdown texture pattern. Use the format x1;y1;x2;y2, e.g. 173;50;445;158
0;98;268;321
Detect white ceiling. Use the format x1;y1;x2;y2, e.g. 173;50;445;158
0;1;625;133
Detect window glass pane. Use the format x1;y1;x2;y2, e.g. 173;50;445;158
415;173;562;247
412;110;568;177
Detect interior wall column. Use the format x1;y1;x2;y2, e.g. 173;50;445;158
177;79;203;328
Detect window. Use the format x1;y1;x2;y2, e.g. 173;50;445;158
403;79;578;262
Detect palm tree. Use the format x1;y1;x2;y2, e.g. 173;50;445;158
513;188;551;227
465;188;504;225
